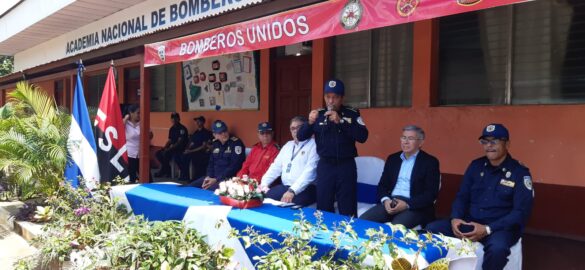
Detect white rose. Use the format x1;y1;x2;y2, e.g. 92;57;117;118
243;185;250;193
219;181;227;192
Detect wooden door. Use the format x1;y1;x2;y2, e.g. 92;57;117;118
272;55;312;145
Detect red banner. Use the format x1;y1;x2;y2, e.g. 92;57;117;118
145;0;530;66
95;66;129;183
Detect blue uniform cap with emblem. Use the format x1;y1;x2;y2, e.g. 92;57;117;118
479;123;509;140
212;120;228;133
324;79;345;96
257;122;273;132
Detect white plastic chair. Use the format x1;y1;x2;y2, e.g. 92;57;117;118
355;156;385;216
474;238;522;270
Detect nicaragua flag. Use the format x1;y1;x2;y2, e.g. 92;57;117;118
64;63;100;189
95;66;129;183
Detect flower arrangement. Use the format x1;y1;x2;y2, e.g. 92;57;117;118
214;176;267;208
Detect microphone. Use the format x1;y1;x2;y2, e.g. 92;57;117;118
324;105;333;124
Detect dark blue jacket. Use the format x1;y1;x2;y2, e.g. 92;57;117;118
376;150;441;211
297;105;368;159
451;155;534;233
207;136;246;181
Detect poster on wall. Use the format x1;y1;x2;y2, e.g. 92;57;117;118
182;51;259;111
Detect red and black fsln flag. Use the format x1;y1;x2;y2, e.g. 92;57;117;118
94;66;129;183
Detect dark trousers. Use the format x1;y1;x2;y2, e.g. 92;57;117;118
188;176;220;191
155;148;181;176
265;184;317;206
177;152;209;180
425;219;520;270
128;157;139;183
316;158;357;217
359;203;433;229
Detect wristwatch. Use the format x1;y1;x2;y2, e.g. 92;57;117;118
287;188;296;195
486;225;492;235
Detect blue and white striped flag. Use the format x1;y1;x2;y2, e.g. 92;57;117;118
64;63;100;189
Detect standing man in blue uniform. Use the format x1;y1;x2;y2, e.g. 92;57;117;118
426;124;534;270
155;112;188;178
297;79;369;217
186;120;246;190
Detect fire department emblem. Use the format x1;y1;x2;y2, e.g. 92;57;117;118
457;0;482;6
340;0;363;30
396;0;419;17
157;45;166;62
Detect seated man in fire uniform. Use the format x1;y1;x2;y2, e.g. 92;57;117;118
186;120;246;191
236;122;280;182
154;112;188;178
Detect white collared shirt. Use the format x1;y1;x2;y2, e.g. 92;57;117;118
261;138;319;194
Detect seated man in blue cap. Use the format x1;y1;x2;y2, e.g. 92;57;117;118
186;120;246;190
177;116;213;181
297;79;369;217
425;123;534;270
236;121;280;182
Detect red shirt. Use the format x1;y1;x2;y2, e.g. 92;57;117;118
237;141;280;182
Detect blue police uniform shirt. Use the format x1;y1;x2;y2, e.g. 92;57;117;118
169;123;188;150
297;105;368;159
207;136;246;181
189;128;213;150
391;151;419;199
451;154;534;233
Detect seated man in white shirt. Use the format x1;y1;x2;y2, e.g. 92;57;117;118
261;116;319;206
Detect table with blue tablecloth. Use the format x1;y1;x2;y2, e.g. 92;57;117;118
109;183;476;269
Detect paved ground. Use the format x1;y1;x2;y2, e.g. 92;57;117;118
0;224;37;270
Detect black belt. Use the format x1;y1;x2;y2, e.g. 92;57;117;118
319;156;354;164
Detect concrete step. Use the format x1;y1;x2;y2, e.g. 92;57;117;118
0;224;38;269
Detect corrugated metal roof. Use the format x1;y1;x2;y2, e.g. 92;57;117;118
0;0;144;55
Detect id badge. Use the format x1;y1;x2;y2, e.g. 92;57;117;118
286;163;292;173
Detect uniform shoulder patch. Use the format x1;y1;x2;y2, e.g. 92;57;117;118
231;136;239;141
357;116;366;126
235;146;243;155
523;176;533;190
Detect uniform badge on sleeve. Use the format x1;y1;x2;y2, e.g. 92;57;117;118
357;116;366;126
523;176;533;190
235;146;242;155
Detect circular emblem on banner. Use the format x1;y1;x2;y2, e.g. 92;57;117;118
457;0;482;6
340;0;363;30
486;125;496;132
157;45;166;62
250;95;256;103
396;0;419;17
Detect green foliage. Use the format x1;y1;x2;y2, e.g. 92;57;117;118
0;81;70;200
27;180;233;270
0;55;13;76
230;211;457;270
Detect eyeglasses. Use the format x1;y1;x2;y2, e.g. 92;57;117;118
290;125;302;131
400;136;421;142
479;139;506;145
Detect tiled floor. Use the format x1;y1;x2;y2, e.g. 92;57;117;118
523;233;585;270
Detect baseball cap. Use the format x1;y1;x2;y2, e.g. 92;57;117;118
479;123;509;140
324;79;345;96
258;122;273;132
194;115;205;123
212;120;228;133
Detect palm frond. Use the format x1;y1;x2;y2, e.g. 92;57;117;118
8;81;58;120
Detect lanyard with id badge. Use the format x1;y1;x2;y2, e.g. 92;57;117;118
286;141;307;173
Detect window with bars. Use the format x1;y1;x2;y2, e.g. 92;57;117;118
439;0;585;105
333;23;413;108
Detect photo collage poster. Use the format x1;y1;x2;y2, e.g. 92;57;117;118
182;51;259;111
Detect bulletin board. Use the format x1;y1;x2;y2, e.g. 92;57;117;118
182;51;259;111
